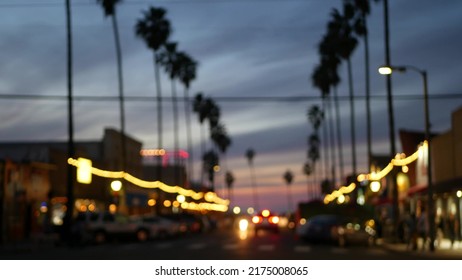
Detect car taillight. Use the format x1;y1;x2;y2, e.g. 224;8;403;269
252;216;263;224
269;216;279;224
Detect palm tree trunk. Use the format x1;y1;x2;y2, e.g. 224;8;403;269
183;87;194;182
111;10;128;214
383;0;400;244
327;94;336;187
250;163;259;211
171;79;179;186
333;86;345;182
363;14;372;172
200;123;206;186
321;98;330;182
286;184;293;213
347;58;357;177
154;51;163;181
112;12;126;172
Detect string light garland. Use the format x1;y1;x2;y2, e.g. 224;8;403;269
67;157;229;212
324;141;427;204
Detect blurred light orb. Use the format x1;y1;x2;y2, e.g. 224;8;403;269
111;180;122;192
239;219;249;231
370;181;381;193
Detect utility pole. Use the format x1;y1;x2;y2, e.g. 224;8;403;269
64;0;75;245
383;0;399;241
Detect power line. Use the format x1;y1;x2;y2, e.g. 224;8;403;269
0;0;314;8
0;93;461;102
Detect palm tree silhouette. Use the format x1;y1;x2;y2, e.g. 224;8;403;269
311;63;337;186
283;170;294;214
193;93;215;185
349;0;377;171
323;4;358;180
307;105;323;195
211;122;231;196
135;6;171;179
246;148;259;211
203;150;219;191
225;171;235;202
318;28;344;183
158;41;182;185
303;162;312;200
96;0;127;172
177;52;198;182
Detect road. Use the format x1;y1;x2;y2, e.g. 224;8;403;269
0;226;439;260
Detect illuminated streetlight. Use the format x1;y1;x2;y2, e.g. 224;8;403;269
378;66;393;75
378;64;434;251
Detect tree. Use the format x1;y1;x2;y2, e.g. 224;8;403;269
348;0;379;173
202;150;219;191
311;63;337;186
193;93;208;184
97;0;126;170
246;148;259;211
303;162;313;200
330;4;359;177
307;105;324;197
158;41;181;185
225;171;235;202
318;29;345;182
135;6;171;178
177;52;198;182
211;122;231;197
283;170;294;214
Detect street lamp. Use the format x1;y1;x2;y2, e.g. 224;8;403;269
378;65;434;251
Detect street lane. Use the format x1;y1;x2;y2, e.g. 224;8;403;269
0;227;433;260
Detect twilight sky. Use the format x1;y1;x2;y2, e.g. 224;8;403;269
1;0;462;213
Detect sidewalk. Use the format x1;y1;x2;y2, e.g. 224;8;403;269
379;238;462;259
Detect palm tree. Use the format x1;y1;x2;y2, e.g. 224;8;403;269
283;170;294;214
329;5;359;178
349;0;377;172
225;171;235;202
158;41;181;185
246;148;259;211
312;63;336;186
135;6;171;179
318;30;344;183
96;0;126;171
303;162;312;200
211;122;231;196
307;105;323;196
203;150;219;191
193;93;213;185
178;52;198;182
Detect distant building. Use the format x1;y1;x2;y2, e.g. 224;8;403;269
0;128;158;242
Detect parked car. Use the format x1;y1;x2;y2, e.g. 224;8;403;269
139;215;181;239
252;209;280;234
72;211;149;244
296;214;376;247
